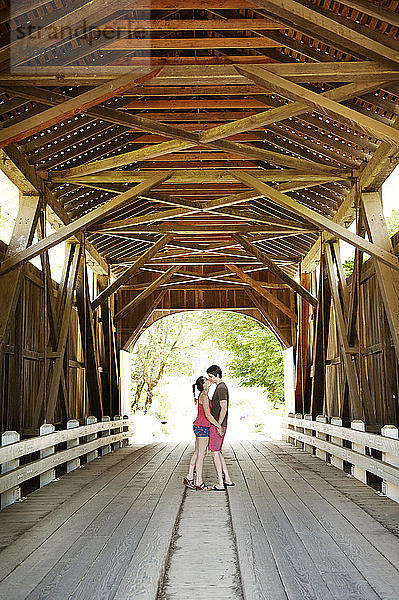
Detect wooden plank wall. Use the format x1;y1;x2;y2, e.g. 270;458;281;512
297;232;399;429
115;267;295;352
0;240;85;435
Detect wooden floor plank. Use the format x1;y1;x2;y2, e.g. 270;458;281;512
251;439;399;599
242;441;381;600
23;443;183;600
1;437;399;600
232;442;336;600
161;455;242;600
0;443;171;597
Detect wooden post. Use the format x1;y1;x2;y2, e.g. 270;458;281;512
294;413;304;449
351;420;367;483
1;431;21;509
330;417;344;470
303;414;314;453
101;416;111;456
285;411;295;443
381;425;399;502
39;423;56;487
66;419;80;473
315;415;328;461
362;191;399;364
85;415;98;463
122;415;130;447
113;415;122;450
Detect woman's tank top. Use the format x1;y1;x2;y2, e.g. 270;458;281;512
193;395;211;427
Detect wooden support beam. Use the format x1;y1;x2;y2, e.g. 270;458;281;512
234;171;399;273
199;79;392;143
114;266;181;323
0;145;107;273
92;235;172;310
107;37;282;50
0;193;41;349
302;118;399;272
244;288;291;348
226;264;297;322
0;172;172;275
121;290;167;351
362;191;399;363
43;243;82;424
99;18;284;30
75;262;103;417
247;0;399;64
52;168;349;185
234;233;318;307
96;275;120;415
0;69;161;149
310;256;331;417
324;243;363;420
236;65;399;145
2;62;397;86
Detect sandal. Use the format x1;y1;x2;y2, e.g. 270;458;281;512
183;477;195;489
224;481;235;487
211;485;226;491
195;482;209;491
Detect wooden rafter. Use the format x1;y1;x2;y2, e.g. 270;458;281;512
0;172;173;275
236;66;399;146
234;233;317;307
226;264;297;321
114;266;181;323
92;235;173;310
234;171;399;273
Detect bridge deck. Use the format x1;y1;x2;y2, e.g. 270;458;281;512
0;439;399;600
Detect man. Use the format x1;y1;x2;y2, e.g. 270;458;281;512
206;364;235;490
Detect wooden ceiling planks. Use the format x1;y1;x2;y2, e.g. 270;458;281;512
0;0;398;298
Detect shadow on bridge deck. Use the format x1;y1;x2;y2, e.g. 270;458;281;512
0;439;399;600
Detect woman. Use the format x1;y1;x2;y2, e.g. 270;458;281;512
184;376;224;490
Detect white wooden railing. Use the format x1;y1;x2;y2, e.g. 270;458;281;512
0;415;133;510
282;413;399;503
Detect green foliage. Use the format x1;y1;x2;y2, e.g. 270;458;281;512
342;257;355;278
386;209;399;236
130;313;199;412
200;311;284;407
130;310;285;413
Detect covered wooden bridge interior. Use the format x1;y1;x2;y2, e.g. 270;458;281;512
1;1;399;599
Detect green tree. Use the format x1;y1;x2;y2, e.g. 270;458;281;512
201;312;284;406
387;209;399;236
130;313;198;412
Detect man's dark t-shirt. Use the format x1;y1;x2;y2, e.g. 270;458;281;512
211;381;229;427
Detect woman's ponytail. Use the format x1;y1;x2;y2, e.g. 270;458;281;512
192;383;196;399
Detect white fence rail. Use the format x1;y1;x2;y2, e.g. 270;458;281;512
0;416;133;509
282;413;399;503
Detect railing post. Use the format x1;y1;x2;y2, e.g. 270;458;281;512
381;425;399;502
122;415;130;447
330;417;343;470
39;423;56;487
303;414;313;453
113;415;122;450
85;415;98;463
1;431;21;509
66;420;80;473
101;416;111;456
294;414;303;449
286;412;295;443
351;420;367;483
315;415;328;461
